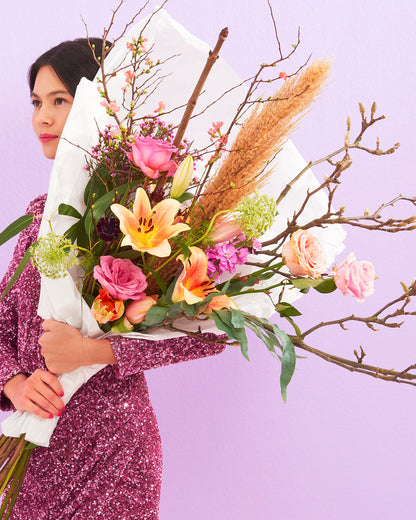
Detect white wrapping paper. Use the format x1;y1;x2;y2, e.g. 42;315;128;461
2;9;345;446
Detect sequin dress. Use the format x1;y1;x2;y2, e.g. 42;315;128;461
0;195;225;520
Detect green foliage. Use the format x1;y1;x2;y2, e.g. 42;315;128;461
275;302;302;318
143;305;168;327
58;204;82;220
0;215;34;247
0;247;32;301
291;276;336;294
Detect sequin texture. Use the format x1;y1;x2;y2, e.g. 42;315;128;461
0;195;225;519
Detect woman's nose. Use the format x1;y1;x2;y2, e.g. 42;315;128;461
37;104;54;126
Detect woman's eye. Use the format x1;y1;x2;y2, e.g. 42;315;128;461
55;97;67;106
31;99;41;108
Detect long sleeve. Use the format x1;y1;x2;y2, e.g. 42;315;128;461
108;333;226;378
0;196;45;410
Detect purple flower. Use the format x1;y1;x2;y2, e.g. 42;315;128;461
206;243;249;278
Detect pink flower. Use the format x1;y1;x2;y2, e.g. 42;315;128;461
206;243;248;277
109;101;120;113
208;121;223;137
252;238;263;251
211;221;243;243
124;70;135;83
333;252;376;303
154;101;166;113
282;230;326;278
93;256;147;300
126;135;177;179
92;290;124;324
279;72;288;80
126;295;158;324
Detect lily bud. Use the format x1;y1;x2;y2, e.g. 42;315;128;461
170;155;194;198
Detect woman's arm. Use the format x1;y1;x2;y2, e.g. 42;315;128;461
0;198;45;410
39;319;225;377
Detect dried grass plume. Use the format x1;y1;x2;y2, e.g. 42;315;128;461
197;58;332;221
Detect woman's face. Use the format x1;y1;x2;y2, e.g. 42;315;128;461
31;65;74;159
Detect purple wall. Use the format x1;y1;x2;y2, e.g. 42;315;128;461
1;1;415;518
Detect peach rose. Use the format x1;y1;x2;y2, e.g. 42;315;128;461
282;230;326;278
333;252;375;303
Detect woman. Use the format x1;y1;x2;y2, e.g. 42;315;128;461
0;39;224;519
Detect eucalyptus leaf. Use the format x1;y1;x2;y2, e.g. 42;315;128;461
143;306;168;326
291;277;324;290
313;277;337;293
275;302;302;317
0;215;34;247
212;309;249;360
0;247;32;301
58;203;82;220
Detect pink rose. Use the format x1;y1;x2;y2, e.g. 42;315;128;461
333;252;376;303
282;230;326;278
92;290;124;324
126;295;158;324
93;256;147;300
126;135;177;179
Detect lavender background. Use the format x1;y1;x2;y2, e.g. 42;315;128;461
1;1;415;518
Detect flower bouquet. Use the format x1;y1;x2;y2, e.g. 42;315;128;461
0;3;414;517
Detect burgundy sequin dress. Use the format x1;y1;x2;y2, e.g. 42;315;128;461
0;195;225;520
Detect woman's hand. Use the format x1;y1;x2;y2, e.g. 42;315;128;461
3;371;65;419
39;319;84;374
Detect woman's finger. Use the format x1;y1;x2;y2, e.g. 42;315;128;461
30;389;64;417
25;398;59;420
32;368;65;399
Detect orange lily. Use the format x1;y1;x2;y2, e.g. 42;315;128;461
172;246;217;305
111;187;190;257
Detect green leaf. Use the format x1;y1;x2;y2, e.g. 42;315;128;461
175;192;194;203
230;308;245;329
211;309;249;360
143;306;168;327
313;277;337;294
272;326;296;402
0;215;34;247
166;302;182;320
0;247;32;301
145;266;167;295
84;182;136;235
218;270;277;295
291;277;324;290
181;301;199;317
242;313;296;401
112;250;142;260
171;238;190;260
243;317;277;356
58;203;82;220
275;302;302;317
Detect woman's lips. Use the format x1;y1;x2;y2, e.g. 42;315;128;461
40;134;58;143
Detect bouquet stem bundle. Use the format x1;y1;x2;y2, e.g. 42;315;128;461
0;435;35;519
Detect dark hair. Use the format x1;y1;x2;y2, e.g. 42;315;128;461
28;38;112;97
